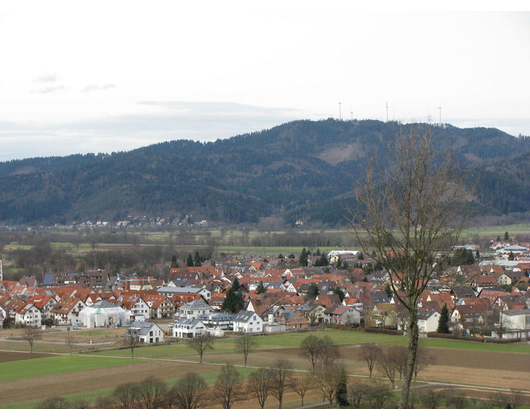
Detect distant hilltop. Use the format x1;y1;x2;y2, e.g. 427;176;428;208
0;119;529;227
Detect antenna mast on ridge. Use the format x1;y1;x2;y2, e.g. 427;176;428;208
386;102;389;122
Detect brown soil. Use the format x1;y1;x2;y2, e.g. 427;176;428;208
0;351;55;363
1;343;529;407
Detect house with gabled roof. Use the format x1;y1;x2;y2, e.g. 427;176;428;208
284;269;307;279
171;318;208;339
120;295;150;321
12;302;42;327
498;309;530;339
0;281;20;294
478;289;508;306
27;295;57;320
472;275;498;291
233;310;263;333
416;309;440;333
9;284;28;297
324;305;361;325
128;321;164;343
209;293;226;310
19;276;38;288
278;310;309;330
298;301;326;325
50;297;86;325
144;295;175;319
158;286;211;302
175;299;214;320
316;293;342;308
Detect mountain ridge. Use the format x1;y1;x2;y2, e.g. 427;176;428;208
1;119;529;226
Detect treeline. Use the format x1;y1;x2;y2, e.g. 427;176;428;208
36;335;525;409
1;120;529;226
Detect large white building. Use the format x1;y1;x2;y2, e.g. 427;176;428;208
78;300;128;328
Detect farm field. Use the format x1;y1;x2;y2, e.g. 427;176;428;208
0;329;529;408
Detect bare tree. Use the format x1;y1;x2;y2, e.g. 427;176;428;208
24;328;41;353
318;335;340;369
137;377;168;409
212;363;244;409
299;334;321;374
348;382;369;409
37;396;70;409
112;382;140;409
269;357;293;409
123;329;140;359
247;367;274;409
315;363;345;409
358;343;382;378
234;333;259;368
378;350;399;389
350;124;467;408
168;372;208;409
186;333;214;364
365;381;392;409
414;347;434;382
65;333;76;355
290;374;314;407
419;388;444;409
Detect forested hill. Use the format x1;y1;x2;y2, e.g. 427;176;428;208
1;119;529;226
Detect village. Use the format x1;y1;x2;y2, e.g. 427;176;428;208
1;237;529;343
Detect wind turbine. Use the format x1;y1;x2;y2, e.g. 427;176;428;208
436;105;442;126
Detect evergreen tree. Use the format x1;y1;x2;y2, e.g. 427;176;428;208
437;304;450;334
306;283;319;300
194;251;202;267
299;248;309;267
504;231;510;241
384;283;393;299
221;279;244;313
186;253;194;267
508;251;515;261
315;248;321;256
278;254;284;259
314;253;329;267
334;287;345;302
335;368;349;408
475;250;481;260
171;254;178;268
256;281;267;294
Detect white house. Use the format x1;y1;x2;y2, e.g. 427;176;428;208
175;299;214;320
233;310;263;333
128;321;165;343
121;296;150;321
14;303;42;328
417;310;441;333
50;298;86;325
171;318;208;339
497;309;530;339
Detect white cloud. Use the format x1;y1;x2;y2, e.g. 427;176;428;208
0;6;529;160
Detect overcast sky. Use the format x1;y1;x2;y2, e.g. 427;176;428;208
0;1;529;161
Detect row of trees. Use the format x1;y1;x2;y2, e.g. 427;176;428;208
32;330;523;409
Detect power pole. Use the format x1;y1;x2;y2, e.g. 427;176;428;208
339;102;342;120
386;102;389;122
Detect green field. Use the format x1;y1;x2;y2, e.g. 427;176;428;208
1;329;529;409
0;355;144;382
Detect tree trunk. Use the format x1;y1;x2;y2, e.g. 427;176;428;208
399;308;419;409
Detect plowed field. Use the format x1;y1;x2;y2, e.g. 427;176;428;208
1;341;529;408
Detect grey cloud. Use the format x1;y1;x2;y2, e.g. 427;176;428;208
138;101;296;115
33;73;58;83
0;102;305;161
31;85;67;94
82;84;117;92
